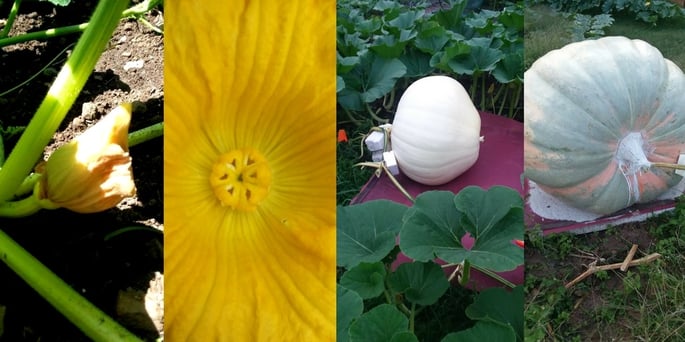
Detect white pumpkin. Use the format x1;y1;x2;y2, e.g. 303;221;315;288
391;75;482;185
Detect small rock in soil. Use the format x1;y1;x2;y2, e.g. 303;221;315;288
81;102;97;120
124;60;145;71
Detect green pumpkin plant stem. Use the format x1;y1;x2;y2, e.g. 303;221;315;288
0;0;21;38
0;229;142;341
0;0;129;202
0;0;144;339
0;122;164;217
0;0;162;48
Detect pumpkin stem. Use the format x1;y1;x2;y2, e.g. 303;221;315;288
354;161;415;203
381;162;414;203
650;162;685;171
365;103;389;124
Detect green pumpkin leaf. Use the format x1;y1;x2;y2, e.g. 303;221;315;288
373;0;401;13
42;0;71;6
432;0;468;31
466;286;524;342
357;17;383;35
337;285;364;342
414;23;451;55
441;321;517;342
370;34;409;59
400;187;523;272
387;10;424;31
388;261;449;306
340;262;387;299
337;76;345;93
337;88;364;111
337;30;368;57
361;55;406;103
454;186;522;238
399;191;465;263
349;304;409;342
448;37;504;75
338;54;360;75
454;186;523;271
341;52;406;104
337;200;408;268
499;5;524;32
465;9;501;31
399;49;433;78
492;52;523;84
429;41;470;73
391;331;419;342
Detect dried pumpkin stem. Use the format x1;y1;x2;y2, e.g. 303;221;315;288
365;103;389;124
381;163;414;203
651;162;685;171
565;252;661;289
471;263;516;289
354;161;414;203
342;108;362;127
443;261;516;288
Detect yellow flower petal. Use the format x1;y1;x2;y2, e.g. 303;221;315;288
165;1;335;340
37;103;136;213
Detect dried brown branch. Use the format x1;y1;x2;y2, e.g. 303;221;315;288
565;252;661;289
620;244;639;272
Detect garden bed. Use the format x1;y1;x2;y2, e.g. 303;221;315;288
0;1;163;340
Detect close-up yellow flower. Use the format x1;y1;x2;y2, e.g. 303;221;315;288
165;1;335;340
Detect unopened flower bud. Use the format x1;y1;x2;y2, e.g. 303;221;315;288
35;103;137;213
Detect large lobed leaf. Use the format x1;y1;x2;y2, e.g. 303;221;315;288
338;200;408;269
400;186;523;272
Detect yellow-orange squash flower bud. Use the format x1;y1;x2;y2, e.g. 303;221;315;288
35;103;136;213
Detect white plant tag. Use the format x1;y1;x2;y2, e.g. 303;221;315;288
676;154;685;177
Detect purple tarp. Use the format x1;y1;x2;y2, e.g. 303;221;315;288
352;112;525;204
350;112;524;290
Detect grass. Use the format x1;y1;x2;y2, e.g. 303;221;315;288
336;121;374;206
525;208;685;341
524;5;685;69
524;5;575;70
607;14;685;68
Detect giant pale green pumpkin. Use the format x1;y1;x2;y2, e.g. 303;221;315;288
525;36;685;215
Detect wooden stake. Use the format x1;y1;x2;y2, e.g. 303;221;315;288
565;253;661;289
620;244;639;272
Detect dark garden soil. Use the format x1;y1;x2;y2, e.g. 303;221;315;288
0;1;163;341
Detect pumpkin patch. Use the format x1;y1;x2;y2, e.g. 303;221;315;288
524;36;685;215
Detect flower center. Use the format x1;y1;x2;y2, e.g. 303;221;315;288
210;148;271;211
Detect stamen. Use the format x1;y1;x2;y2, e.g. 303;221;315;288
209;148;271;211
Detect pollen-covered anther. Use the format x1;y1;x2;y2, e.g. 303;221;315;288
210;148;271;211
